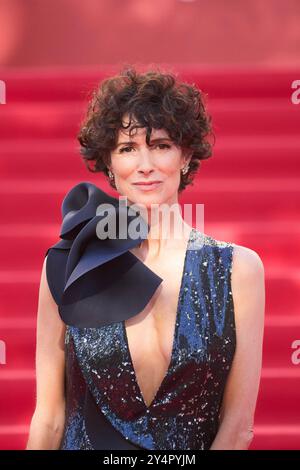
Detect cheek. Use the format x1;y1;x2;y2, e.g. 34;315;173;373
158;153;182;175
111;157;135;177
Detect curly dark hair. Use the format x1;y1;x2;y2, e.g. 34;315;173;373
77;65;214;193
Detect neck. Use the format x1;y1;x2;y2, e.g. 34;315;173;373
138;216;192;259
128;193;192;258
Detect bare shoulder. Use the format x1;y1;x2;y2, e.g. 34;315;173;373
231;243;265;282
230;243;265;323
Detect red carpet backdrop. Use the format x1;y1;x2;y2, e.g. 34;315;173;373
0;0;300;451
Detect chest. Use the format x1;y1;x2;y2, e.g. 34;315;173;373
123;253;187;391
124;274;181;367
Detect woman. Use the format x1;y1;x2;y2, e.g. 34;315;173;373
26;66;265;450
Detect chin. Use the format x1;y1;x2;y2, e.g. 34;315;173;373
124;186;171;207
137;193;165;203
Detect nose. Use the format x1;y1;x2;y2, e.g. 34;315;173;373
136;146;156;174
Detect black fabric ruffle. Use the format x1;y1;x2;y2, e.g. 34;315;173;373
45;181;163;328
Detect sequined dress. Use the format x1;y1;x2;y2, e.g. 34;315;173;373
45;181;236;451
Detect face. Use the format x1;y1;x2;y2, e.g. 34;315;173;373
109;114;192;211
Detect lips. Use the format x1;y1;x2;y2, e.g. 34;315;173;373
133;181;162;185
132;181;162;191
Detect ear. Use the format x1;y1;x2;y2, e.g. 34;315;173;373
181;149;193;170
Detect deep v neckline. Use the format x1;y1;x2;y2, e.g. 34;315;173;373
122;227;195;412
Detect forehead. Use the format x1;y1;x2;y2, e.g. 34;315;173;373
118;114;169;141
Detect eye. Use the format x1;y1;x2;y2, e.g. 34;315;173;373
119;143;171;154
119;146;133;153
156;143;170;150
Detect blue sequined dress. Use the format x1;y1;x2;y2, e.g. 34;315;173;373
45;182;236;450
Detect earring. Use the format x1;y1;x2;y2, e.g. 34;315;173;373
181;164;189;175
108;169;114;180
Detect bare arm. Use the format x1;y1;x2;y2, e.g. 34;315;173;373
210;245;265;450
26;256;66;450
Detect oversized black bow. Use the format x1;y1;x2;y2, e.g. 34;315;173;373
45;181;163;328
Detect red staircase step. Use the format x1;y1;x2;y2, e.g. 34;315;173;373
1;178;300;224
1;136;300;181
1;321;298;372
1;67;298;101
1;99;299;139
2;276;299;324
1;226;300;271
205;137;300;179
250;425;300;450
0;425;29;451
0;373;299;449
0;375;35;427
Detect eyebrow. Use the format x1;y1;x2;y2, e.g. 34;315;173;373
116;137;172;147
